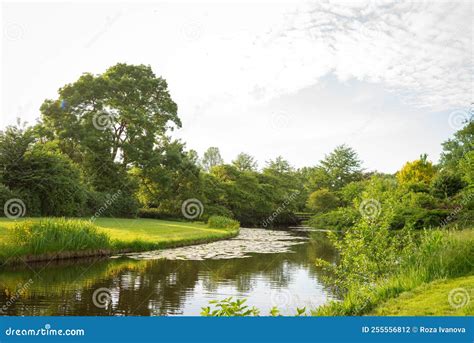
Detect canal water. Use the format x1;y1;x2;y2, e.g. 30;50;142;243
0;228;337;316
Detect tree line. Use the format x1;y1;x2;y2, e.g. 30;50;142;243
1;63;473;229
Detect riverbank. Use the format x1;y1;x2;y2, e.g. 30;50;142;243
315;228;473;316
371;275;474;315
0;217;240;266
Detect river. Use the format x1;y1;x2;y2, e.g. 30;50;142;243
0;228;337;316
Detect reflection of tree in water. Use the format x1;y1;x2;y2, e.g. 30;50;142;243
0;233;337;316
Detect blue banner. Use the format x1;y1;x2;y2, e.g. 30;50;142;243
0;316;472;343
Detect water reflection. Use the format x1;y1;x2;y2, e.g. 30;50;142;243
0;232;337;316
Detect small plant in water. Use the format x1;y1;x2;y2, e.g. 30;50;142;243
201;298;310;316
201;297;260;316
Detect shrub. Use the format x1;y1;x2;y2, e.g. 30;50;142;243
0;184;26;216
459;150;474;184
87;190;139;218
268;211;300;228
201;297;309;317
404;182;430;193
202;205;234;221
404;192;438;209
308;207;358;232
317;229;474;316
109;193;139;218
4;144;88;217
431;171;465;198
207;215;240;230
391;208;449;230
201;297;260;317
339;181;367;205
306;188;339;213
397;155;436;185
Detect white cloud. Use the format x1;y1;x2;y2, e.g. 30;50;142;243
1;0;471;172
250;0;472;110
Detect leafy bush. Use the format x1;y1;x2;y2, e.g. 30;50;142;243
87;190;139;218
339;180;367;205
308;207;358;232
268;211;300;228
405;192;438;209
0;184;24;216
403;182;431;193
12;146;88;217
459;150;474;184
107;193;139;218
306;188;339;213
397;155;436;185
430;171;465;198
207;215;240;230
201;297;260;316
316;229;473;315
201;297;308;317
391;208;449;230
316;214;402;294
201;205;234;221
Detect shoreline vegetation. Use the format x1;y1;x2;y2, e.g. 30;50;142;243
314;227;473;316
0;216;240;266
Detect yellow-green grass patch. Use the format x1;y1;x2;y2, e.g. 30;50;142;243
372;275;474;316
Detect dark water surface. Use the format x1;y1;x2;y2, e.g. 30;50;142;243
0;230;336;316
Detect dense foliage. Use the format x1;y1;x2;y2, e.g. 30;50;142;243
0;63;472;234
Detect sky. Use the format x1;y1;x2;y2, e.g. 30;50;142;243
1;0;472;173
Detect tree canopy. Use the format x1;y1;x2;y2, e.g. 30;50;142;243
40;63;180;168
201;147;224;172
232;153;258;171
308;145;363;191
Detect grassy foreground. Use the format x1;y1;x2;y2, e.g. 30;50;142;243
372;275;474;316
0;217;239;265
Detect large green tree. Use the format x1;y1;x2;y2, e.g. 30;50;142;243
232;152;258;171
309;145;363;191
440;121;473;168
201;147;224;172
40;63;180;171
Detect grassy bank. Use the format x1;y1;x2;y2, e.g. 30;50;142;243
371;275;474;316
315;228;473;316
0;217;240;265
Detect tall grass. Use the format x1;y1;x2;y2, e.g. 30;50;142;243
315;229;474;315
0;219;111;264
207;216;240;230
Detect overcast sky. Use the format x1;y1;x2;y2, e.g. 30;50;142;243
1;0;472;172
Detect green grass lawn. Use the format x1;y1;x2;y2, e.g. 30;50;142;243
0;217;239;265
94;217;239;251
372;275;474;316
